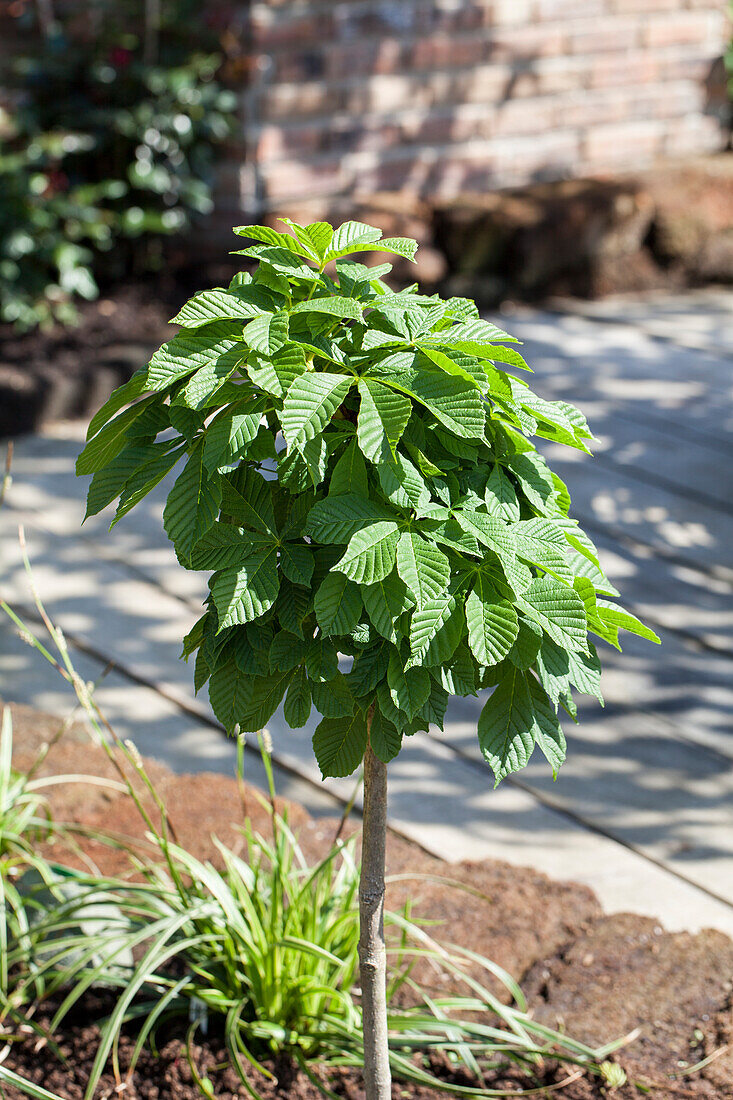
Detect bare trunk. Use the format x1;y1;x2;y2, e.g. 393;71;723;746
359;736;391;1100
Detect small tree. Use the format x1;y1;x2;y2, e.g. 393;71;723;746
77;219;658;1099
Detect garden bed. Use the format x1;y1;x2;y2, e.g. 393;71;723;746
2;700;732;1099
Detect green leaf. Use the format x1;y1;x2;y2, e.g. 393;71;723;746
209;660;253;732
146;323;243;391
438;644;476;696
407;587;460;665
396;531;450;608
190;523;267;571
418;345;485;390
280;542;315;586
357;378;412;464
478;667;536;784
84;440;164;519
336;522;400;584
347;643;387;698
595;600;661;646
526;674;567;778
323;221;383;262
291;295;363;321
506;617;543;670
242;311;290;355
86;370;148;440
370;709;402;763
233;223;316;256
374;361;485;441
313;712;368;777
280;218;334;260
281;373;353;449
238;671;293;732
514;517;574;586
520;576;588;654
211;547;279;629
163;445;222;563
362;573;412;643
311;674;355;718
536;637;604;705
284;667;311;727
314;572;363;636
330;439;369;496
221;467;276;536
113;446;186;528
419;678;449;729
435;318;519;349
174;354;242;411
77;397;156;475
377;453;430;511
485;465;520;523
170;288;269;328
465;577;519;667
270;630;308;672
203;405;263;473
306;493;392;544
387;652;431;719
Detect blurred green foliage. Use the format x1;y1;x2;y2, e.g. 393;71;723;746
0;1;236;330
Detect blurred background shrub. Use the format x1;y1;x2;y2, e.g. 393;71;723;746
0;0;236;330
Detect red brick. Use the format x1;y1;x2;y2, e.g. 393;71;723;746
611;0;680;10
588;49;659;87
583;119;666;168
642;12;715;47
536;0;607;17
565;17;640;53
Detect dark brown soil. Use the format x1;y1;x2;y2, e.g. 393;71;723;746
4;699;733;1099
0;991;618;1100
0;283;171;439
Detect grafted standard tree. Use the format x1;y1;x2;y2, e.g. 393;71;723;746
77;219;659;1100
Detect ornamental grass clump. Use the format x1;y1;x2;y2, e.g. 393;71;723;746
76;218;658;1100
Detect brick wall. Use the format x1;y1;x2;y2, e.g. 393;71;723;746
216;0;730;225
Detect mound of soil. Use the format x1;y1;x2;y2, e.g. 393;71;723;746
3;699;733;1099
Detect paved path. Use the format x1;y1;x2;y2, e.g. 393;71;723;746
1;291;732;936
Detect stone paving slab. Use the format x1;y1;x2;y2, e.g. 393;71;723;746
549;288;733;358
0;621;341;817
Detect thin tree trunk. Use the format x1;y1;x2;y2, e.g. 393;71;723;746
359;732;391;1100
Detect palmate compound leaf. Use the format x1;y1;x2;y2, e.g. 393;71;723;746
79;215;659;784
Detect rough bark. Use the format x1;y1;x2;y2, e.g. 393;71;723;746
359;735;391;1100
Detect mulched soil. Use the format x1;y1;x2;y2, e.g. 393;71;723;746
3;699;733;1099
0;259;248;441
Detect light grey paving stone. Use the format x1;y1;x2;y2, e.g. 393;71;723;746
444;692;733;907
0;620;340;817
548;288;733;358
